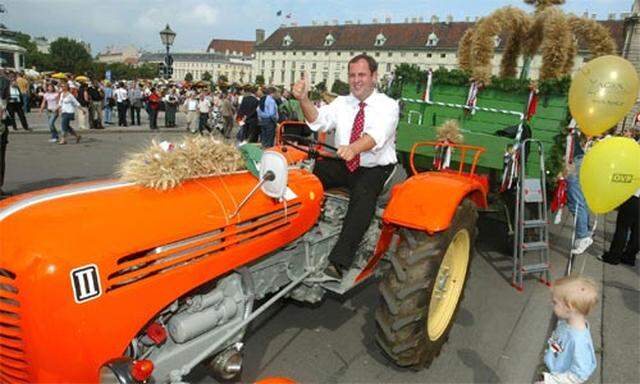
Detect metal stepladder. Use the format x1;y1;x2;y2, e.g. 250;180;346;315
512;138;552;291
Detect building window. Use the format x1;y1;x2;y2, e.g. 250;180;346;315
312;63;316;70
313;51;317;56
414;52;419;57
281;70;285;83
324;34;335;46
293;51;297;56
427;53;432;58
292;62;296;69
350;51;355;56
291;70;295;84
426;32;439;47
334;72;340;81
440;53;446;58
337;52;341;56
271;60;275;67
261;60;265;68
375;52;380;57
302;51;306;56
386;63;391;71
323;72;328;81
282;34;293;47
388;52;392;57
325;51;329;56
311;72;316;83
374;33;387;47
401;52;406;57
282;60;285;67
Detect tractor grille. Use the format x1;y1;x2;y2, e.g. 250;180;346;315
107;203;302;291
0;268;29;384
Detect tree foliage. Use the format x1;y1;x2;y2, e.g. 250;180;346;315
184;72;194;82
331;79;350;95
255;74;265;85
48;38;93;73
202;71;212;82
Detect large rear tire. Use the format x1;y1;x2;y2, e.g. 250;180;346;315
375;199;478;369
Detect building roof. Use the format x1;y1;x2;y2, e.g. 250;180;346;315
139;52;252;65
256;19;625;53
207;39;254;56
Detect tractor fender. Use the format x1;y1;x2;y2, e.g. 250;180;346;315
382;171;488;234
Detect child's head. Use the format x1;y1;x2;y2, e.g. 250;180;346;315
552;275;598;318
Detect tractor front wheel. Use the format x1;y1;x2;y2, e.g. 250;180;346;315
375;199;478;369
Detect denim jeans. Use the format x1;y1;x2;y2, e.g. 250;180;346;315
566;155;591;238
46;109;59;140
60;112;76;136
103;105;112;124
259;119;276;148
22;93;30;113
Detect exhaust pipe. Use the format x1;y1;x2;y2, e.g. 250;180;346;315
209;343;243;381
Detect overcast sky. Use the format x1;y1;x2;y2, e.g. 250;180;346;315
3;0;634;54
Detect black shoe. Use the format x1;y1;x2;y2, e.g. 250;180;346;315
621;255;637;266
598;253;620;265
325;263;344;279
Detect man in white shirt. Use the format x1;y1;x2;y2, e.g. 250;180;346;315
114;82;129;127
292;54;399;278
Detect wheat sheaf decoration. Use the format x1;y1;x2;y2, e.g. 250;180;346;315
457;0;616;84
118;136;246;190
436;119;464;144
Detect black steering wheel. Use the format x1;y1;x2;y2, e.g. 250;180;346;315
281;134;341;160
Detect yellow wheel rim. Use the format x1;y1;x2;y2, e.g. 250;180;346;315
427;229;470;341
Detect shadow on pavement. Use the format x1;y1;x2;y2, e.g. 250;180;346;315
603;280;640;314
457;348;501;383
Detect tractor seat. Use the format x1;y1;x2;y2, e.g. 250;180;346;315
324;163;407;208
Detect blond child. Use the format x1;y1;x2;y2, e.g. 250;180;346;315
541;276;598;384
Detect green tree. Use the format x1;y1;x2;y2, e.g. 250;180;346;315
314;80;327;93
49;37;92;73
184;72;193;82
202;71;212;82
136;63;158;79
218;74;228;83
255;74;265;85
331;79;350;95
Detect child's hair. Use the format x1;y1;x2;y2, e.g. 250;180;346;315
553;275;599;316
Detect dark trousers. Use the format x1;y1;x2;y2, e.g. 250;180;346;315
165;105;177;127
259;119;276;148
149;108;158;129
0;127;8;190
117;102;128;126
607;196;639;262
244;120;260;142
198;113;211;134
7;102;29;130
313;160;395;268
130;105;141;125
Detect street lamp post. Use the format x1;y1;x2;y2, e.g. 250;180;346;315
159;24;176;80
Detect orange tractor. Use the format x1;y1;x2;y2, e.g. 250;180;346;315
0;123;487;383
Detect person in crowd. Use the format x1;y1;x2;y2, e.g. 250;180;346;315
0;68;10;198
56;83;82;145
219;92;236;139
292;54;398;279
128;82;143;126
183;91;199;133
599;127;639;267
114;82;129;127
6;77;30;131
567;131;593;255
16;71;30;113
87;80;104;129
102;80;114;125
278;89;303;122
257;87;278;148
147;87;161;130
164;88;179;128
197;93;213;134
39;83;60;142
237;86;260;143
76;80;90;130
538;275;598;384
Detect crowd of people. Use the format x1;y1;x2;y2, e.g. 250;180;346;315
1;69;309;147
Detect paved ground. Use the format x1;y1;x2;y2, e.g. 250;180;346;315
2;112;638;383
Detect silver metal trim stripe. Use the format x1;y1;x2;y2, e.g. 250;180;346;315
0;181;133;222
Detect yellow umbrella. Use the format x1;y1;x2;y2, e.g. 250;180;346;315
75;75;90;82
51;72;67;79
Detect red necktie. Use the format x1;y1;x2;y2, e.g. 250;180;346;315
347;102;366;172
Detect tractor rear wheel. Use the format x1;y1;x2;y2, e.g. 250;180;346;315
375;199;478;369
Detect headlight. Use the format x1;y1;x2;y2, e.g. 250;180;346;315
99;357;153;384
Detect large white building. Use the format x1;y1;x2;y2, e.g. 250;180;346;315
254;16;627;90
0;24;26;71
139;52;253;83
96;45;141;65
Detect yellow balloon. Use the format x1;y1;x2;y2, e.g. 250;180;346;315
569;55;640;137
580;137;640;214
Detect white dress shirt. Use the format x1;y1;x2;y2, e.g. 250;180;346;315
114;88;128;103
306;90;398;167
